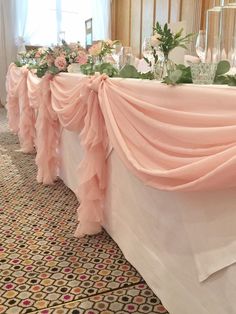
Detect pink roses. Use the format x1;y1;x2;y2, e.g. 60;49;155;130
54;56;67;70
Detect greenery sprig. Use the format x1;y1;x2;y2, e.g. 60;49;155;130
153;22;195;58
119;64;154;80
80;58;118;77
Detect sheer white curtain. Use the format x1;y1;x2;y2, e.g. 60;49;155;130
15;0;29;48
24;0;58;46
21;0;111;46
92;0;111;41
0;0;17;105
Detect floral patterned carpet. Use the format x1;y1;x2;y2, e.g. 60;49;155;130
0;108;168;314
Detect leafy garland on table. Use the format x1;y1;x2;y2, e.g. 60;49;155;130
15;40;154;79
162;60;236;86
14;40;236;86
116;60;236;86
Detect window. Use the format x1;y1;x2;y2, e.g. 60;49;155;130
19;0;110;47
85;18;93;49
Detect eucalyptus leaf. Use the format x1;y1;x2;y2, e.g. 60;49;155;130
119;65;140;78
14;61;23;67
139;71;154;80
169;70;183;83
94;62;118;77
48;65;60;75
215;60;230;76
162;77;174;85
36;67;48;78
80;63;95;75
162;64;192;85
214;75;228;85
226;75;236;86
177;64;187;70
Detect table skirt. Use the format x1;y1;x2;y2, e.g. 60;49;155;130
59;128;236;314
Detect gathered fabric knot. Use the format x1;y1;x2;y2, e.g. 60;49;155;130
88;73;108;93
22;66;29;76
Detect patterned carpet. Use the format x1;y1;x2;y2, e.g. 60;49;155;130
0;107;168;314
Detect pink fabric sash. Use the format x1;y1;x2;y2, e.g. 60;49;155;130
28;73;59;184
98;79;236;191
6;67;236;237
51;74;109;237
6;64;35;153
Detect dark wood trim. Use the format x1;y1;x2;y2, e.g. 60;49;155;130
179;0;183;20
129;0;132;45
111;0;117;40
140;0;143;57
153;0;156;26
168;0;171;23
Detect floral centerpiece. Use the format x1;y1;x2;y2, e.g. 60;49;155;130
80;39;120;76
15;39;121;78
88;39;119;63
35;41;88;77
147;22;194;79
15;40;88;78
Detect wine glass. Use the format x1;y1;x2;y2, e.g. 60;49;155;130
142;37;154;64
58;31;66;44
195;30;206;62
119;46;134;69
111;42;123;69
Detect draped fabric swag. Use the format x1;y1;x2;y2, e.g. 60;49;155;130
6;64;236;236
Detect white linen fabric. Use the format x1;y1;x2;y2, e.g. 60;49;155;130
59;128;236;314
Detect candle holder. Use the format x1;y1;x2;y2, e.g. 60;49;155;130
190;63;217;84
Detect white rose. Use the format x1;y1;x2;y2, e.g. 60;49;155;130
150;35;161;48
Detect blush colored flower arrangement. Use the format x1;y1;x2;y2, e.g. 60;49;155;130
75;51;88;65
15;39;120;78
89;39;119;62
17;40;88;77
79;39;120;76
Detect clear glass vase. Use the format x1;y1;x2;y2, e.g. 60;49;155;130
153;53;176;80
93;55;103;66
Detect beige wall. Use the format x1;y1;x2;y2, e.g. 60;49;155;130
111;0;211;57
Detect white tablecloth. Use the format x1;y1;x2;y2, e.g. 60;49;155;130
59;128;236;314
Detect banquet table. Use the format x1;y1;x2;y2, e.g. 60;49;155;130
6;64;236;314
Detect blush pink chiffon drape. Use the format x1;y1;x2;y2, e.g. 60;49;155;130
98;78;236;191
6;64;35;153
6;64;236;236
50;74;109;237
27;72;60;184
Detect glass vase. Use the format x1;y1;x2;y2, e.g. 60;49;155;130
93;55;103;66
153;53;176;80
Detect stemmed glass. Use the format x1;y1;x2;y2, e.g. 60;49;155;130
58;31;66;44
142;37;154;65
111;42;123;70
195;30;206;62
119;46;134;69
